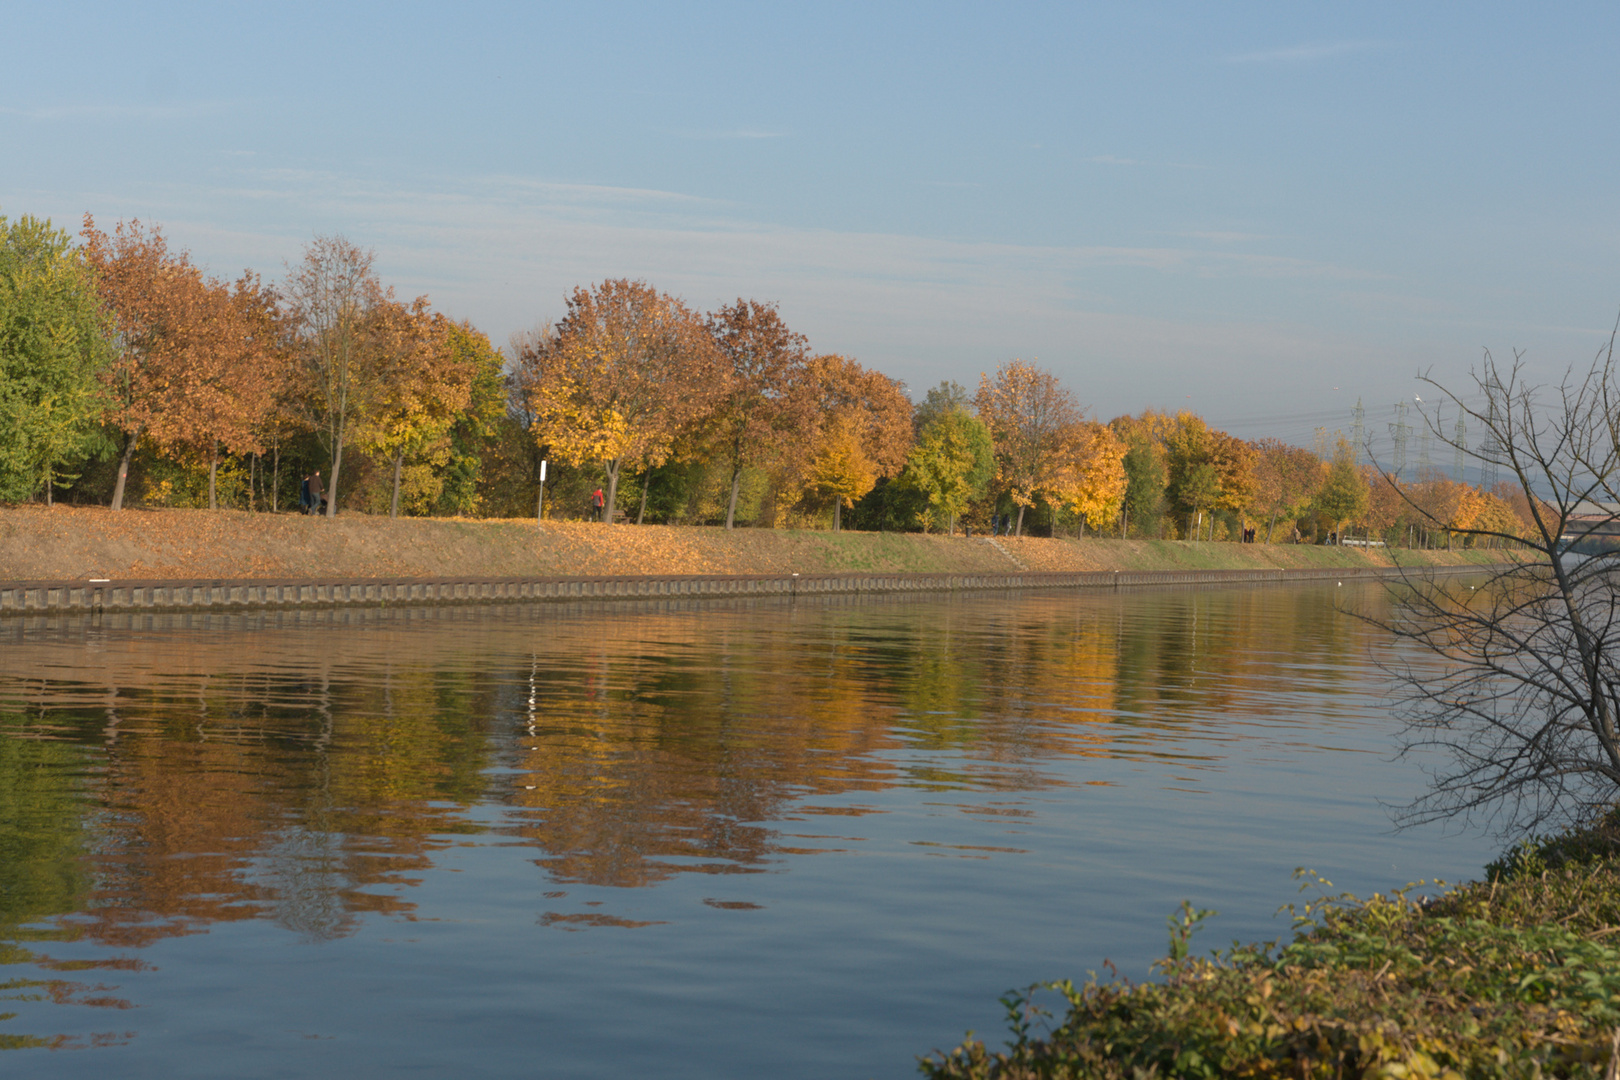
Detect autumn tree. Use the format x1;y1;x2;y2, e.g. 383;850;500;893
801;412;877;531
1052;421;1127;535
83;216;284;511
349;299;471;518
897;406;994;534
1363;466;1405;543
284;235;387;518
975;360;1083;536
0;213;112;503
528;279;723;523
782;354;912;530
704;299;811;529
1248;438;1323;543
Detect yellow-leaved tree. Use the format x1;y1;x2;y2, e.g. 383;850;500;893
1052;421;1127;534
800;412;877;531
350;298;475;518
528;279;724;523
787;354;912;530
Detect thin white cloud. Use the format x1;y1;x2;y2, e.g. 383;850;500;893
670;128;786;140
0;100;236;122
1178;230;1274;243
1224;40;1399;64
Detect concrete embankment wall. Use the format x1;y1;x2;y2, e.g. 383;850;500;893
0;564;1488;617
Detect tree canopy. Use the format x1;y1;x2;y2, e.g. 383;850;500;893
0;213;111;503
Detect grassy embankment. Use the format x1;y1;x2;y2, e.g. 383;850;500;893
923;819;1620;1079
0;504;1506;581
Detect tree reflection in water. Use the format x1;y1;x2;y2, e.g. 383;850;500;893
0;585;1399;1053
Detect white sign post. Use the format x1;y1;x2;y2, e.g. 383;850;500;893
537;459;547;525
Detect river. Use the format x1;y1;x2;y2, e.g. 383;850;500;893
0;582;1497;1078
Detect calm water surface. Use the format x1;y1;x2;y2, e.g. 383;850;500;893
0;584;1496;1078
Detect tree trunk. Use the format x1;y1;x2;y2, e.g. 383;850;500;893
637;470;651;525
390;451;403;519
604;461;620;524
833;501;842;532
725;462;742;530
111;428;141;511
272;441;280;513
1015;503;1026;537
327;438;344;518
45;472;52;507
949;512;956;537
209;441;220;510
1121;506;1128;539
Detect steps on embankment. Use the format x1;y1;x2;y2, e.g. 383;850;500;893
0;564;1491;617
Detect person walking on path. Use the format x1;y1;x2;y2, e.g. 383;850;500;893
591;487;606;522
306;470;325;516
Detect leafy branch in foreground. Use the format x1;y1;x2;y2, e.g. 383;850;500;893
920;829;1620;1079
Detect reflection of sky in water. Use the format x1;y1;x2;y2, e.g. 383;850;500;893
0;585;1497;1078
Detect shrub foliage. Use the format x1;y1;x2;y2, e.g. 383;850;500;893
923;819;1620;1079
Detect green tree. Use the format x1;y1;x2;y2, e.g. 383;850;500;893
1314;439;1369;540
0;213;112;503
1164;413;1255;540
898;406;993;534
1120;438;1165;538
913;380;972;433
435;322;509;517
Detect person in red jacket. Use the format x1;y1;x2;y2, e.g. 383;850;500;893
591;487;605;522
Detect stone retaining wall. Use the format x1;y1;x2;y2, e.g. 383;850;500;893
0;564;1486;617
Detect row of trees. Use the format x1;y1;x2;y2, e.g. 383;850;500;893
0;208;1533;545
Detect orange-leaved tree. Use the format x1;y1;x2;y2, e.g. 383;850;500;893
528;279;723;523
974;359;1083;536
790;354;911;530
83;216;285;510
705;299;811;529
1248;437;1323;543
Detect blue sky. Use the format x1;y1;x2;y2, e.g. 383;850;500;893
3;2;1616;451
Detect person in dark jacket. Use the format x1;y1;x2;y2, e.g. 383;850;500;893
306;470;325;516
